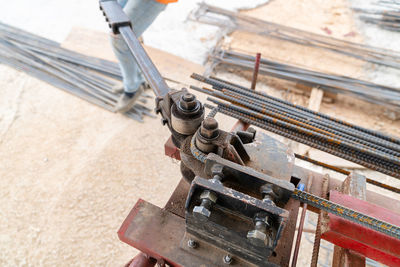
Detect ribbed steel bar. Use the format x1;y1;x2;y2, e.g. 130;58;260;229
292;189;400;240
191;3;400;69
192;73;400;146
193;85;400;155
219;89;400;154
212;53;400;109
190;84;400;160
0;24;151;121
221;49;400;94
208;97;400;168
0;31;120;77
207;103;400;178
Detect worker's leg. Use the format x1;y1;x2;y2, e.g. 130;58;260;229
111;0;166;94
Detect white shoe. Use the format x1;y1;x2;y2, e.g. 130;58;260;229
114;87;144;113
112;83;124;94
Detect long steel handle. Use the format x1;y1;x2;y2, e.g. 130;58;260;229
100;0;170;98
119;26;170;98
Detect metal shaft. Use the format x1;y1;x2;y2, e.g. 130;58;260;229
119;26;170;98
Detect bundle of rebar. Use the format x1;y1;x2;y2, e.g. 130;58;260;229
0;22;154;122
211;49;400;109
190;3;400;69
354;7;400;32
190;73;400;179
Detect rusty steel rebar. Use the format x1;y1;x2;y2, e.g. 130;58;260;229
310;175;329;267
190;3;400;69
192;74;400;181
291;177;313;267
0;22;155;122
210;49;400;110
250;53;261;90
215;102;400;178
192;73;400;146
194;87;400;166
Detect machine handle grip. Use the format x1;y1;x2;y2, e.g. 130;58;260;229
99;0;132;34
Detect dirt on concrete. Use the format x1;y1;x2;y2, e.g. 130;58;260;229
0;63;183;266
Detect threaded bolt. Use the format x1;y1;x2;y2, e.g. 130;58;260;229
223;255;233;265
187;239;197;249
200;117;219;139
179;93;197;111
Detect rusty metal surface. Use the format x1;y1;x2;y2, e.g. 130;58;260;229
181;232;277;267
250;53;261;90
244;132;295;181
185;177;290;265
269;198;300;267
204;154;295;203
119;199;219;267
120;189;297;267
119;198;286;267
163;178;190;218
192;74;400;179
332;248;366;267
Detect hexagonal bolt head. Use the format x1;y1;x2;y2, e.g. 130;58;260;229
260;184;276;206
223;255;233;265
200;190;217;203
179;93;197;111
200;117;219;139
193;205;211;219
247;229;269;247
187;239;197;249
260;184;274;196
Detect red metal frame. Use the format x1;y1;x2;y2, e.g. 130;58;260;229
322;190;400;266
164;136;181;160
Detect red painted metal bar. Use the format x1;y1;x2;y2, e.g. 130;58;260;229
321;190;400;267
164;136;181;160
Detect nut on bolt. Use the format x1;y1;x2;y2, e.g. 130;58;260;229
247;214;272;247
260;184;277;206
223;255;233;265
200;190;218;203
247;229;268;247
179;93;197;111
200;117;219;139
192;190;217;219
193;206;211;218
187;239;197;249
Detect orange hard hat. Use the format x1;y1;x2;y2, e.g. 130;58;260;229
155;0;178;4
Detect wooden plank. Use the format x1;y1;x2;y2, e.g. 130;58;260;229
308;150;364;169
308;87;324;112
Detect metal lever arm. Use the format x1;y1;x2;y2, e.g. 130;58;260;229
99;0;171;99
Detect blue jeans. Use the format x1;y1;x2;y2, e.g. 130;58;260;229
110;0;166;93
